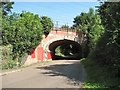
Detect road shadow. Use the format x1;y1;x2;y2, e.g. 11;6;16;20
36;61;86;85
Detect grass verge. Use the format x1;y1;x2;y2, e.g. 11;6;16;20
80;58;119;89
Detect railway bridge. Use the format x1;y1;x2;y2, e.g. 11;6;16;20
24;28;87;66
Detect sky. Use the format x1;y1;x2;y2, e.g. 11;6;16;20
11;2;100;27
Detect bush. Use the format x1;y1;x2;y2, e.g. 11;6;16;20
1;44;13;61
0;44;17;70
2;12;43;63
2;60;17;70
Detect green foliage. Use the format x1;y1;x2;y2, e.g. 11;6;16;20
2;11;43;64
0;45;17;70
61;24;69;30
82;2;120;88
2;59;17;70
73;12;88;31
1;4;53;69
81;58;119;88
83;83;105;88
55;46;64;56
55;44;70;57
98;2;120;47
73;8;104;52
0;8;2;45
59;44;72;56
1;44;13;61
55;43;81;57
91;1;120;80
0;1;14;16
41;16;53;36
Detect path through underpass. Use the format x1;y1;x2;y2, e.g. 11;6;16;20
2;60;86;88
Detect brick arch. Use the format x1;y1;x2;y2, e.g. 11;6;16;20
43;37;76;52
43;38;76;60
48;39;82;60
24;29;85;66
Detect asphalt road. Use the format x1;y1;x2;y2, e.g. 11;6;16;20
2;60;86;88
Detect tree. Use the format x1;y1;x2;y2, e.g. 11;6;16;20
0;1;14;45
93;1;120;76
73;12;88;31
40;16;53;36
98;2;120;47
73;8;104;53
0;1;14;16
61;24;69;30
2;12;43;65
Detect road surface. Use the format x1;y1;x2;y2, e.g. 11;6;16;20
2;60;86;88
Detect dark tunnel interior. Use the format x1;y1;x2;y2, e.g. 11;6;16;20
49;39;82;60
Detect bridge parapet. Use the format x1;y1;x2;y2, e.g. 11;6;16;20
52;28;76;32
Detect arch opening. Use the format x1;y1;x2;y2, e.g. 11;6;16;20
49;39;82;60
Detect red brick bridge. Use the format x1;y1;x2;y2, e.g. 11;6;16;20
24;28;86;66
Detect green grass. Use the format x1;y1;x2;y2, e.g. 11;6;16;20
81;58;120;89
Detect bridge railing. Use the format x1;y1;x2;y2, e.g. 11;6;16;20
52;27;77;32
51;27;86;45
